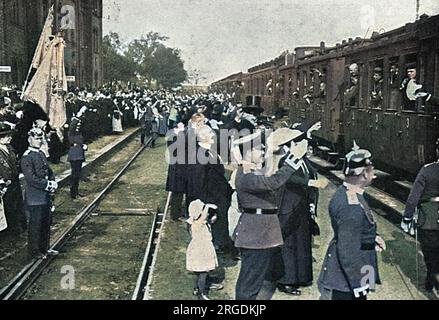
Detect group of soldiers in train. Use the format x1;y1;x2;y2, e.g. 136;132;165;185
344;62;439;111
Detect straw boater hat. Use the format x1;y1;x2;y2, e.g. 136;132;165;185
267;128;306;152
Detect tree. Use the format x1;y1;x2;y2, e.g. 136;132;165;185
102;32;137;83
149;45;187;88
103;31;188;88
126;32;187;88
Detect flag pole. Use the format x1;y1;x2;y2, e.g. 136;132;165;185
21;5;55;100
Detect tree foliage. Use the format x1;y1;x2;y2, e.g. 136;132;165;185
103;31;187;88
102;32;137;83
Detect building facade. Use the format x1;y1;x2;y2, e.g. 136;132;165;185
0;0;28;87
0;0;103;89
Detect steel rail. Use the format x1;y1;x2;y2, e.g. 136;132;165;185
0;138;152;300
139;192;172;301
132;192;171;300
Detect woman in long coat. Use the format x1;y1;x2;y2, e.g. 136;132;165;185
186;126;233;251
165;123;187;221
275;154;320;293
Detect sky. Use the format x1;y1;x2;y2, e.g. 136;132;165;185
103;0;439;85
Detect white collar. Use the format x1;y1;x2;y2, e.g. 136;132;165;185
28;147;41;153
343;182;365;195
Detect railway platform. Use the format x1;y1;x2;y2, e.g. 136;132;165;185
149;173;438;301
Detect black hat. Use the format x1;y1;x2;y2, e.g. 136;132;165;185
243;105;264;116
343;141;373;176
406;62;417;70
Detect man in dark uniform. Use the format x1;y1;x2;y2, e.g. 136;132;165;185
21;128;59;259
0;124;27;235
68;106;88;199
402;138;439;292
233;132;308;300
318;143;385;300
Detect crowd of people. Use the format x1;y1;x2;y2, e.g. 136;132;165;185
0;85;186;254
1;83;438;301
161;92;335;300
164;91;439;301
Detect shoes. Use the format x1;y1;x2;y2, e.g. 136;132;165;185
277;284;302;296
209;282;225;291
198;293;210;301
193;288;210;300
47;249;59;256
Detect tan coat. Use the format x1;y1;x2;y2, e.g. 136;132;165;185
186;221;218;272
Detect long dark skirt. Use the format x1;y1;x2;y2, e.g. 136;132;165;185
269;205;313;286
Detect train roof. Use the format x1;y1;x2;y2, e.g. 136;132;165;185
211;13;439;84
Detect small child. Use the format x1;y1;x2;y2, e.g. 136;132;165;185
186;199;219;300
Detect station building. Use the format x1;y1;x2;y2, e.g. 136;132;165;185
0;0;103;89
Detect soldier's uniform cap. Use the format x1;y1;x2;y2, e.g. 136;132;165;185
0;122;14;137
374;67;383;73
28;127;45;139
344;142;373;176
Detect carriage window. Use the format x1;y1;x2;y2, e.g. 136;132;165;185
315;67;327;99
344;63;360;107
267;76;273;96
370;60;384;109
279;75;285;97
401;54;420;111
388;57;400;110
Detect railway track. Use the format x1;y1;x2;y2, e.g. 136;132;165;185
0;138;154;300
132;192;171;301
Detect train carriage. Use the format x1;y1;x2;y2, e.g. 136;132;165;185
292;45;347;151
211;13;439;179
342;14;439;178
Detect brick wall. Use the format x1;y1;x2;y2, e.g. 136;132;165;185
1;0;103;89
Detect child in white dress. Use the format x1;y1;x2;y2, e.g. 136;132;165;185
186;199;219;300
